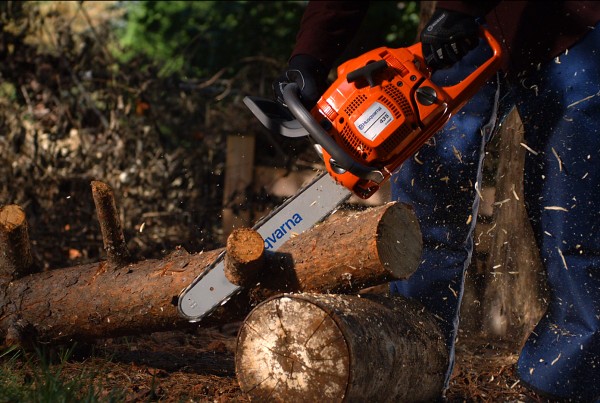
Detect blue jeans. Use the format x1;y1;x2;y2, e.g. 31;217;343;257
390;24;600;401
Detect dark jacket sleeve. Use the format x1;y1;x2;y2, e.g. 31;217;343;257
291;1;370;71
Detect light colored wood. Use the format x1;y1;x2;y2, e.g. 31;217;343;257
236;293;448;402
224;228;264;286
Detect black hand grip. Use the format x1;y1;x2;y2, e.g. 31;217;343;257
346;60;388;87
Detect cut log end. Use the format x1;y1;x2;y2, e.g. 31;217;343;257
224;228;264;286
236;296;350;401
236;293;448;402
377;203;422;279
0;205;26;232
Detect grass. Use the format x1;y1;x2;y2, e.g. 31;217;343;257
0;344;125;403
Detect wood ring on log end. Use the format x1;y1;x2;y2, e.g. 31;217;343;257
224;228;265;286
376;203;422;280
236;293;448;402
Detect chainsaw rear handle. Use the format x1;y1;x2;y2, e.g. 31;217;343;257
282;83;385;184
407;26;502;109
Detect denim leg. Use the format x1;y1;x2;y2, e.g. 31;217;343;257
389;41;503;387
513;25;600;401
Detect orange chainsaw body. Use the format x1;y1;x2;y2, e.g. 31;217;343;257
312;28;502;198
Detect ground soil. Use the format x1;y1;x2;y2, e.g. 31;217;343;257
52;324;547;402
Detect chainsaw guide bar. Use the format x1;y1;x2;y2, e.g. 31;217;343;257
177;171;351;322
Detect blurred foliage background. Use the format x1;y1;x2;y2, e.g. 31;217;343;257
0;1;419;268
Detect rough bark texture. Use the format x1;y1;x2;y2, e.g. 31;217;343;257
0;202;421;346
91;181;131;267
482;109;547;345
0;247;221;345
224;228;265;286
0;205;34;281
236;293;448;402
258;202;422;295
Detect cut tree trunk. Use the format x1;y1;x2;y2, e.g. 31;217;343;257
0;201;421;346
236;293;448;402
257;201;422;296
0;205;34;281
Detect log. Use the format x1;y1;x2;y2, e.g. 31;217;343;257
0;202;421;346
258;202;422;295
0;247;221;346
0;205;34;281
236;293;448;402
224;227;265;286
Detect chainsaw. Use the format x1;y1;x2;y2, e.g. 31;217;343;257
177;28;502;322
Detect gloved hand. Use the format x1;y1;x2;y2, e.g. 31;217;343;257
272;54;328;109
420;8;480;70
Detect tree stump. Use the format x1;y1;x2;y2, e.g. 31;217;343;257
236;293;448;402
0;205;34;281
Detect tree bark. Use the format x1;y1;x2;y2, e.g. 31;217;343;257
1;247;220;346
91;181;131;268
236;293;448;402
0;202;421;346
0;205;34;281
258;202;422;295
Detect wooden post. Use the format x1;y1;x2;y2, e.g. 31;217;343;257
236;293;448;402
91;181;131;267
222;134;255;241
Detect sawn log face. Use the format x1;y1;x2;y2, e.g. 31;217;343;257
236;293;448;402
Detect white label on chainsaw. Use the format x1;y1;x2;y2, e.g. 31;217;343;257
355;101;394;141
